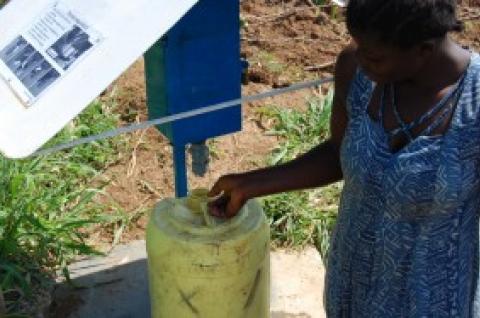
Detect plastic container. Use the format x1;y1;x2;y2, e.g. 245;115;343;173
146;189;270;318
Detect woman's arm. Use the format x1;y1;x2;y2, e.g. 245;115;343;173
208;45;358;217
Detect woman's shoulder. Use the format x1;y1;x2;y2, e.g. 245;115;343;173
334;45;372;100
336;44;358;73
334;44;359;96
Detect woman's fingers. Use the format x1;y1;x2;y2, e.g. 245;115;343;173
207;196;229;217
207;191;245;219
207;174;248;218
224;189;246;218
208;181;222;197
208;175;232;197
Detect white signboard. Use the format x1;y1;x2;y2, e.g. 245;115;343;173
0;0;197;158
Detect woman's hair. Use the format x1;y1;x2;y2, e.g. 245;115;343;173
346;0;464;48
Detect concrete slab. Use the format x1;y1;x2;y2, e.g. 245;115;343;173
270;248;326;318
50;241;326;318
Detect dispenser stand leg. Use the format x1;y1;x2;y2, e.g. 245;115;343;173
173;144;188;198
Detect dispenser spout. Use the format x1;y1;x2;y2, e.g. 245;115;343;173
189;141;210;177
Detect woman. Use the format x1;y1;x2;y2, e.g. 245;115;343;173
209;0;480;316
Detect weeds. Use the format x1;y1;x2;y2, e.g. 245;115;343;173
260;88;341;260
253;51;285;76
0;98;126;315
266;88;333;165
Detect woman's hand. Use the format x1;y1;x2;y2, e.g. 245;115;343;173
208;174;250;219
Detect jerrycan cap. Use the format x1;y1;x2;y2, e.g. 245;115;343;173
164;188;249;236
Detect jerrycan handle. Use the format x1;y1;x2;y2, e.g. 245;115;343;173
186;188;231;228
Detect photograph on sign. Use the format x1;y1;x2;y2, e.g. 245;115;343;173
0;36;60;97
0;3;101;106
46;25;93;71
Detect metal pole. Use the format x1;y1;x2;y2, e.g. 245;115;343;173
172;144;188;198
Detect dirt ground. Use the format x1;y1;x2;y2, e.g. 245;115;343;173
91;0;480;246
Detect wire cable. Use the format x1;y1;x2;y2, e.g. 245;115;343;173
32;77;334;157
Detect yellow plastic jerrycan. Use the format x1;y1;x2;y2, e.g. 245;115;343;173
146;189;270;318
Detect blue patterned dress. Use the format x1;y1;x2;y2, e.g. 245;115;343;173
325;53;480;317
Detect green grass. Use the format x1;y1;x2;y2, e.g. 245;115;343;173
249;50;307;82
259;88;341;260
252;51;286;76
0;97;127;315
